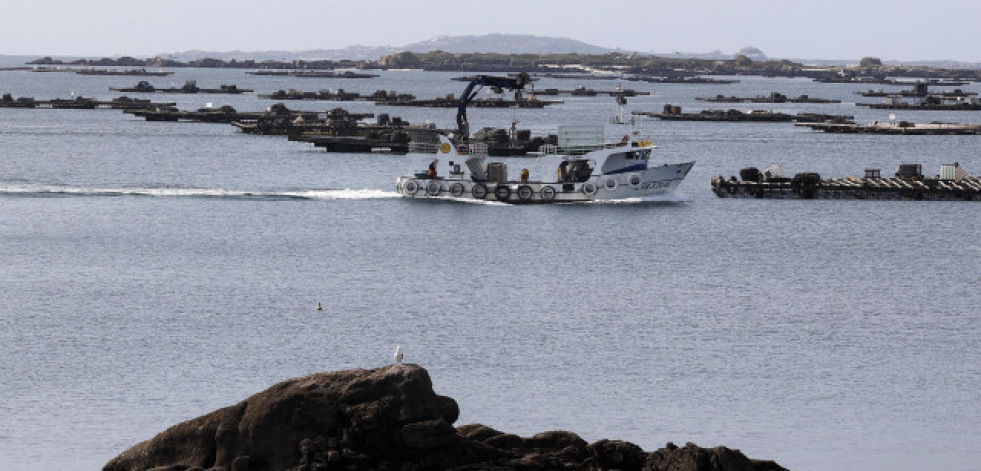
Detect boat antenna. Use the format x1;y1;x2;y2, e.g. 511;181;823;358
509;116;520;148
611;82;628;125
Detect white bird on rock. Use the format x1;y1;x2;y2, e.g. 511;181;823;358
394;345;403;364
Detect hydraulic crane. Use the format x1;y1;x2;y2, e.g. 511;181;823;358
455;72;531;141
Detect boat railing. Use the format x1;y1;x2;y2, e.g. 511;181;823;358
466;142;489;156
539;139;655;156
408;141;441;153
539;143;606;156
408;140;491;156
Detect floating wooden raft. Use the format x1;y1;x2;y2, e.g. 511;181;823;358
712;169;980;201
1;94;175;110
795;121;981;135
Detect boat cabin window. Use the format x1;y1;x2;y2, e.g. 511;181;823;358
600;150;648;175
617;150;650;160
558;160;593;183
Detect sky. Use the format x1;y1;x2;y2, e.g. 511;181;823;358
2;0;979;62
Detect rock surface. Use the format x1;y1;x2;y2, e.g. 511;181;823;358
104;364;788;471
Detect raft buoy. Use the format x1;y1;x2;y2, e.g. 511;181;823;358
629;174;642;187
450;182;465;197
517;185;534;201
582;182;597;196
472;184;488;199
540;185;556;201
403;180;419;195
494;185;511;201
427;181;442;196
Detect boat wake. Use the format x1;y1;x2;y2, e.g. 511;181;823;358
583;193;693;205
0;184;690;205
0;184;400;201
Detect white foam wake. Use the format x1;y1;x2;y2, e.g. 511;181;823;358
0;184;401;201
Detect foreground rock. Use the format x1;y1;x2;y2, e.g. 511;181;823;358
104;364;787;471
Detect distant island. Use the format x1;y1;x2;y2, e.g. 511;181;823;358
19;33;981;80
145;35;981;68
27;51;981;82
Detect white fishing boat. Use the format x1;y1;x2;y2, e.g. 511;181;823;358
396;74;694;203
396;129;694;203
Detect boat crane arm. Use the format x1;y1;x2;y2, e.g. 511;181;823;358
456;72;531;141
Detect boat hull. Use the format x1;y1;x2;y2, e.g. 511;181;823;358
397;162;694;203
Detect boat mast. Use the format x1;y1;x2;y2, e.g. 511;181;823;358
610;83;638;142
612;83;627;125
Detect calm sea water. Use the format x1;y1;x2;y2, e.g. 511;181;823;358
1;56;979;471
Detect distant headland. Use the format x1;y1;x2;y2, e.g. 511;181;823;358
13;34;981;80
24;49;981;82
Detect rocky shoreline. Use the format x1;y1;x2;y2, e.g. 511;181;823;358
103;364;787;471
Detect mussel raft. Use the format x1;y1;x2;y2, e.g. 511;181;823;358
712;164;980;201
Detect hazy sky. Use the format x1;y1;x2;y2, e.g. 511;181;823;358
3;0;979;61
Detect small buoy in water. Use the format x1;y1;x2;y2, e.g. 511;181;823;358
316;302;323;311
394;345;403;364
